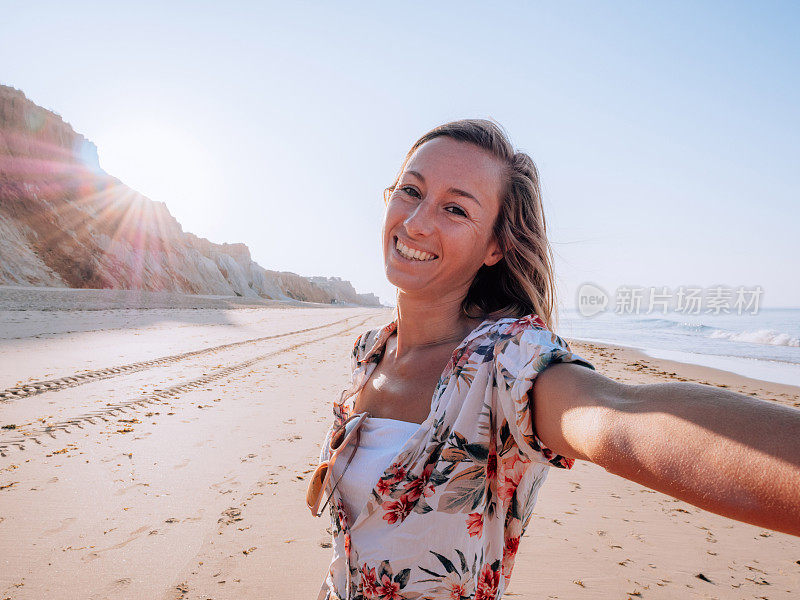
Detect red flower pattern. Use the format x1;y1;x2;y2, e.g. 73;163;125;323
403;463;435;502
474;563;501;600
466;512;484;537
378;574;401;600
335;498;349;530
360;564;380;598
505;535;520;557
387;462;408;484
498;452;527;502
376;477;393;496
486;448;498;479
381;495;413;524
502;535;522;580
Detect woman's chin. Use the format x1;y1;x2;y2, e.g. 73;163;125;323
385;267;434;294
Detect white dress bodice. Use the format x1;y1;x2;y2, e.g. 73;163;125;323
330;416;421;523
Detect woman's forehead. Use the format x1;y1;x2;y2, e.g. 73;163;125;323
403;137;504;205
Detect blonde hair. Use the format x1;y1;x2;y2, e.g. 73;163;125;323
385;119;558;331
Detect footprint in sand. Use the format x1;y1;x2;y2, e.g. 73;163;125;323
43;516;76;536
182;510;204;523
210;476;240;493
109;578;133;592
114;482;150;496
82;527;151;562
88;578;132;600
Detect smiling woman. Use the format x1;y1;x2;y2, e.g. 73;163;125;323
309;119;800;600
383;124;557;329
383;137;504;304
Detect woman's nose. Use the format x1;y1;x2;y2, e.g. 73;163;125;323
403;199;434;237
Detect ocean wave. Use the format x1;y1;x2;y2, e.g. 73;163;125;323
632;317;713;332
674;322;714;333
709;328;800;347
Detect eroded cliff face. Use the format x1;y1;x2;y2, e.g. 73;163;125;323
309;276;382;306
0;85;380;306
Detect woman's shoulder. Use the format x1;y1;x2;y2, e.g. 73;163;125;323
480;313;594;379
480;313;548;335
491;313;571;348
470;313;566;350
461;313;590;374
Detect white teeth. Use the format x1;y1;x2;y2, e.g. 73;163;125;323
395;238;436;261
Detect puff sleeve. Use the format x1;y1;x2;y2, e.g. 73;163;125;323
493;320;595;468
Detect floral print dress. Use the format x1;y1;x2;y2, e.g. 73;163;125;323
319;314;595;600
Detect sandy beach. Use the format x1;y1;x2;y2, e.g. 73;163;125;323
0;289;798;599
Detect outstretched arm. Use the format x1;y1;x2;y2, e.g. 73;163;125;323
531;362;800;536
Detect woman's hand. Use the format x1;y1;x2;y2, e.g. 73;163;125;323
531;362;800;536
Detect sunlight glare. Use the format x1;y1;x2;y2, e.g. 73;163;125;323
97;121;221;238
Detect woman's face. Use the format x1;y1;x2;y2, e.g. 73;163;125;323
382;137;505;300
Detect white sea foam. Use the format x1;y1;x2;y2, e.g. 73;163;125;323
709;328;800;347
641;348;800;387
560;308;800;375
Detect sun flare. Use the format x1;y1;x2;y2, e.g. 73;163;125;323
97;120;220;234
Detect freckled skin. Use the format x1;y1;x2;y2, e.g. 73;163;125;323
382;137;504;303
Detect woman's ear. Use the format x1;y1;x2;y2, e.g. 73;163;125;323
483;236;504;267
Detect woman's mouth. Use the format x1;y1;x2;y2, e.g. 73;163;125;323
394;237;438;262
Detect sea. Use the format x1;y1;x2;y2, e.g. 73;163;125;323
558;308;800;387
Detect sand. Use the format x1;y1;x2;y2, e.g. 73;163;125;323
0;290;798;599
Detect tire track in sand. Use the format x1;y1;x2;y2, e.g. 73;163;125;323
0;314;364;402
0;314;377;455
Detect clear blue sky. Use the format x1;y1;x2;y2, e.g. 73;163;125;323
2;1;798;307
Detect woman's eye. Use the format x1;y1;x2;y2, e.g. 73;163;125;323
400;185;420;198
445;205;468;217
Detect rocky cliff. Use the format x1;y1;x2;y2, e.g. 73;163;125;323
308;276;382;306
0;85;380;306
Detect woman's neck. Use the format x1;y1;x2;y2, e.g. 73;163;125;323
393;290;481;358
